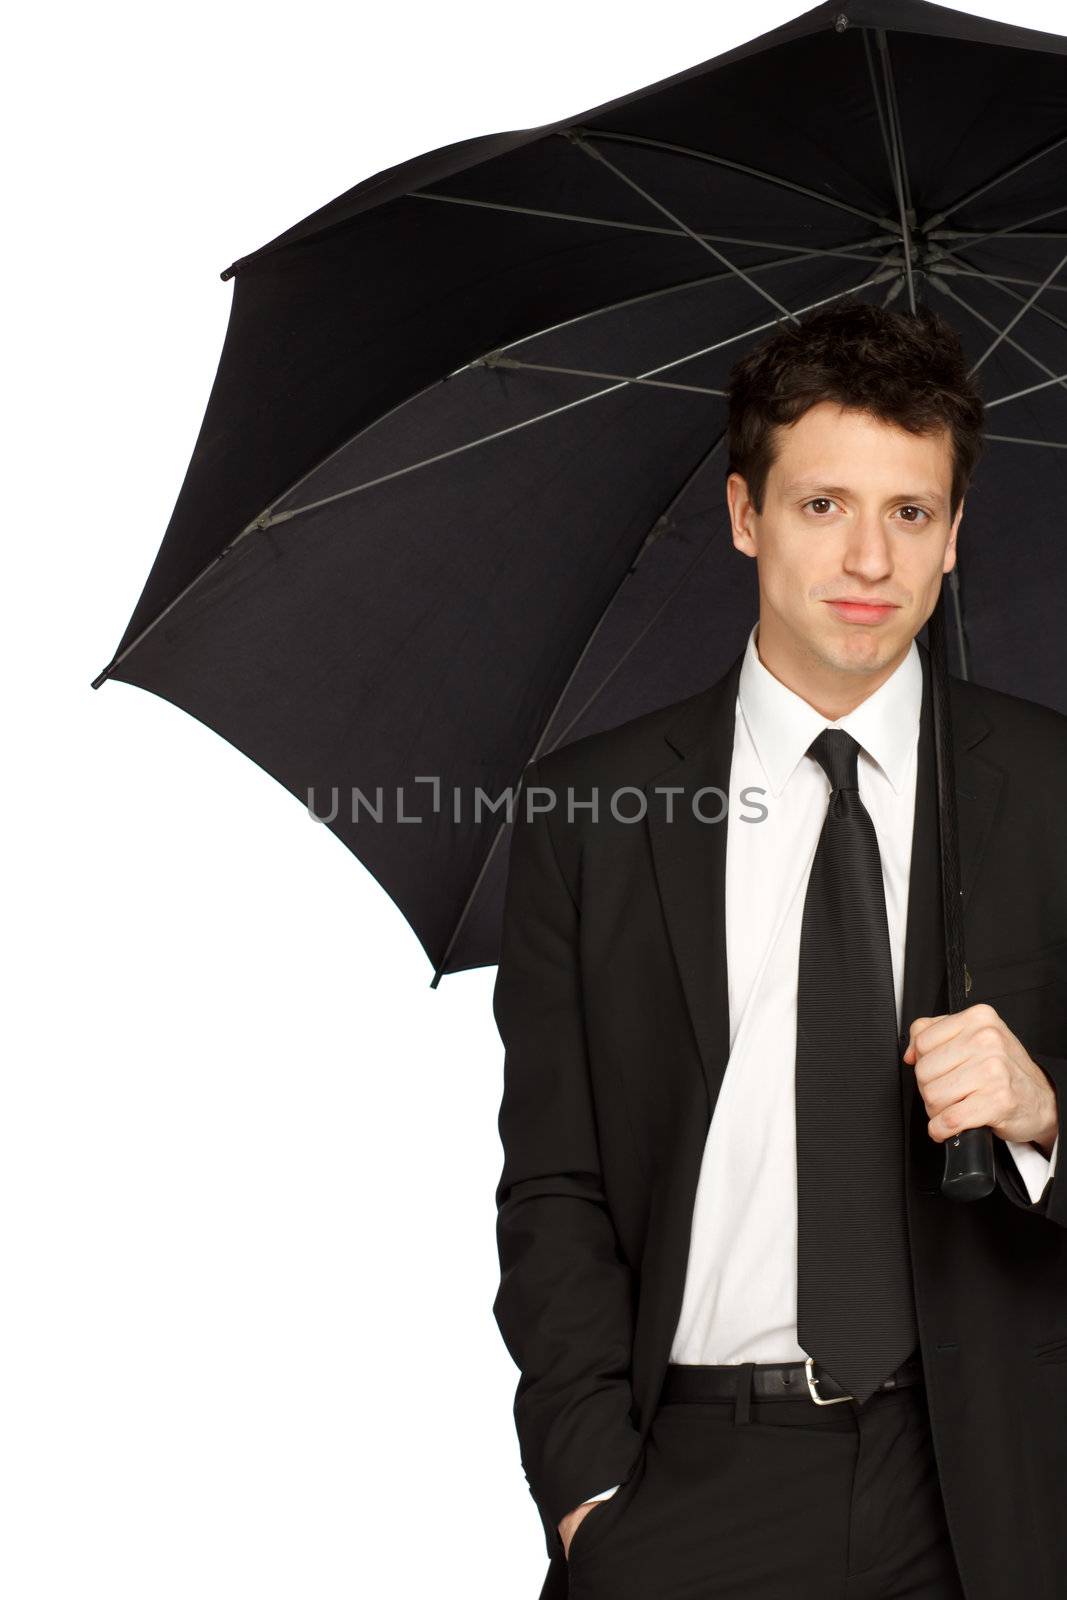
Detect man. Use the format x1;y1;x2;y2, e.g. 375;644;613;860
491;299;1066;1600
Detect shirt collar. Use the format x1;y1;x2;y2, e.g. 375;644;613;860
737;620;922;798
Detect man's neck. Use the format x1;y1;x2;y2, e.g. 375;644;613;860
754;620;912;722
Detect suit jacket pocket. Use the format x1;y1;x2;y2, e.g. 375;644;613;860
968;936;1067;998
967;940;1067;1052
1034;1333;1067;1363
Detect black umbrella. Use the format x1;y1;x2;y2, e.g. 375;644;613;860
93;0;1067;1186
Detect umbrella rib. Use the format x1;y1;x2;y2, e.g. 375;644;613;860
875;30;914;222
931;229;1067;242
563;130;802;327
931;249;1067;359
430;431;729;986
447;246;898;376
567;125;900;234
249;235;893;541
931;272;1067;394
252;385;661;523
254;273;896;529
407;190;894;265
90;386;642;686
932;261;1067;297
476;355;725;395
985;369;1067;408
862;25;896;192
253;256;869;528
531;446;730;762
869;28;917;315
925;131;1067;233
967;247;1067;374
927;203;1067;248
984;434;1067;448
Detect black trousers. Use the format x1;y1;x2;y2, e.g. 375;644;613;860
564;1362;966;1599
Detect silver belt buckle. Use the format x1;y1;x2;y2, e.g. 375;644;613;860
804;1356;853;1405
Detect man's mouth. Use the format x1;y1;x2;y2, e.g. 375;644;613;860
824;599;898;624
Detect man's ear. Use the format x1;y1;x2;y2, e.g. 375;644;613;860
943;497;963;573
727;472;757;558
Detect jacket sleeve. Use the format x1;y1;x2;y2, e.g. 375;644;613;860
492;756;644;1561
993;1050;1067;1228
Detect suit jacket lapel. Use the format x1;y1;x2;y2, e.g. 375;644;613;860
644;647;744;1126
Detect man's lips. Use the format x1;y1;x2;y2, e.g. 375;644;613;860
824;599;898;624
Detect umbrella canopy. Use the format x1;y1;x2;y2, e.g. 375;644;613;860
93;0;1067;983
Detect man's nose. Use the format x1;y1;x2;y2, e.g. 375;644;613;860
843;519;894;578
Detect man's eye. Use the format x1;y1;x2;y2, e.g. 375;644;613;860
804;498;836;514
897;505;931;524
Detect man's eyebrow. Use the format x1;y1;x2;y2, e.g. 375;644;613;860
781;479;945;504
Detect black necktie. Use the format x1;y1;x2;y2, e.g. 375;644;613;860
795;727;918;1404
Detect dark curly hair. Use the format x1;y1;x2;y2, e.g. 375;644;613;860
725;298;986;522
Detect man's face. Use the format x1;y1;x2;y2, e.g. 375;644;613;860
727;401;962;682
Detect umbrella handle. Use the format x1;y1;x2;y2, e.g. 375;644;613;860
929;586;996;1201
941;1126;996;1201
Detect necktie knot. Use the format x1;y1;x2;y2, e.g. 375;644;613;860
808;727;861;794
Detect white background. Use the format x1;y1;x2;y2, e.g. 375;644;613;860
4;0;1060;1594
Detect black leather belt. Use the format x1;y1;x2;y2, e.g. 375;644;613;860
662;1350;924;1407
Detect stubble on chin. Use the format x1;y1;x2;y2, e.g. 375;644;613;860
806;614;883;672
808;626;893;679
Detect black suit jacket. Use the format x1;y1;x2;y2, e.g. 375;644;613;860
492;639;1067;1600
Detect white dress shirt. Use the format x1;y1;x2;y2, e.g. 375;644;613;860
584;622;1057;1504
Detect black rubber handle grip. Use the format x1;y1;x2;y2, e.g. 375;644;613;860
941;1126;995;1201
